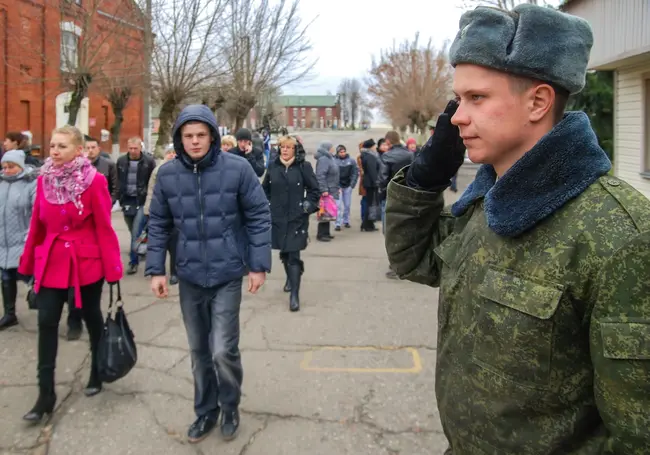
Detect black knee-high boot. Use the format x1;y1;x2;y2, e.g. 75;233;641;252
23;360;57;422
283;261;291;292
0;276;18;330
288;260;303;312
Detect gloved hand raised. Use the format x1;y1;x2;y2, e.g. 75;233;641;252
406;100;466;190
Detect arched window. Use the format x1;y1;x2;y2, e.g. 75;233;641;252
59;21;82;72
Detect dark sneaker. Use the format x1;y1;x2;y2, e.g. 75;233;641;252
187;414;218;444
220;409;240;440
344;223;351;228
334;226;341;231
127;263;138;275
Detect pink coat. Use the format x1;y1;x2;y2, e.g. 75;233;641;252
18;172;123;308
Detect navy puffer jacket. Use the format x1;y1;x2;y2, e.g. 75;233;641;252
145;105;272;287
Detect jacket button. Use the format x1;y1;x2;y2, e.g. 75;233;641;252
607;178;620;187
61;209;66;215
63;226;69;231
64;242;70;248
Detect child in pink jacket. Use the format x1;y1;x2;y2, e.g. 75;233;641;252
19;125;123;423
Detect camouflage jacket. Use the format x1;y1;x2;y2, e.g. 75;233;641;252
385;113;650;455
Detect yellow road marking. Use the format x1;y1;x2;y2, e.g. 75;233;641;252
300;346;422;374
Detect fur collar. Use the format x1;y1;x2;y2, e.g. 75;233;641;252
451;112;611;237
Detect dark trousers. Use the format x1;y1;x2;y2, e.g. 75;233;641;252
36;280;104;390
279;250;301;266
1;268;18;315
179;278;243;418
123;199;146;266
361;188;378;230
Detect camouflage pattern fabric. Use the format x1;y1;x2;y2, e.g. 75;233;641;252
385;169;650;454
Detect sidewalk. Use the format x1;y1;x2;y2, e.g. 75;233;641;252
0;184;467;455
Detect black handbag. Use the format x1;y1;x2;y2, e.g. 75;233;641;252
26;279;37;310
97;282;137;383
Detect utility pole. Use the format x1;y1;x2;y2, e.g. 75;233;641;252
143;0;152;154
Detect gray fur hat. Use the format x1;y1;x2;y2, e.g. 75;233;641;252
449;4;594;94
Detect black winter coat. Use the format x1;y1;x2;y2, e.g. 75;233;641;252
262;153;320;252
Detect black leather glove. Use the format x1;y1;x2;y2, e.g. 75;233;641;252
406;100;466;190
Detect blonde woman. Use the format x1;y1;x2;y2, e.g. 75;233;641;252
19;125;123;422
262;136;320;311
221;135;236;152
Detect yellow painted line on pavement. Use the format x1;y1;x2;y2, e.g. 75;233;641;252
300;346;423;374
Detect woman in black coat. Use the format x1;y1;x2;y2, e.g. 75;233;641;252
262;136;320;312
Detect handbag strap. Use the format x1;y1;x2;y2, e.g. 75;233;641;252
108;282;123;311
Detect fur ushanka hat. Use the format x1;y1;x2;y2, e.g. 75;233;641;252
449;4;594;94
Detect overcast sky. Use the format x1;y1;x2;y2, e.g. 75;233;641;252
285;0;562;97
285;0;466;96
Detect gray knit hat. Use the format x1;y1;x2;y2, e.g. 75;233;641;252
449;4;594;94
1;149;25;169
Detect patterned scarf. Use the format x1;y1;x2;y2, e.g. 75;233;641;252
40;156;97;212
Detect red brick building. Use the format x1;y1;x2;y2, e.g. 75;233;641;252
0;0;145;155
279;95;340;129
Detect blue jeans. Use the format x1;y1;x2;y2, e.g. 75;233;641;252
336;187;353;227
360;195;367;221
123;205;146;265
179;278;243;417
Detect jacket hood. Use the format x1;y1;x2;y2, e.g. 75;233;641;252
172;105;221;168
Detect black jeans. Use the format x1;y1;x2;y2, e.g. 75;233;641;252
36;280;104;390
1;268;18;313
179;278;243;418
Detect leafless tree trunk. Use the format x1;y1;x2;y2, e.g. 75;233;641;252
220;0;316;130
151;0;230;151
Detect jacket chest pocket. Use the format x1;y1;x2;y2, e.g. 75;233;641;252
472;267;563;388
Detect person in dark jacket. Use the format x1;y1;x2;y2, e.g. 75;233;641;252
116;138;156;275
262;136;320;311
85;137;118;204
359;139;382;232
146;105;271;444
233;128;266;177
314;141;339;241
334;145;358;231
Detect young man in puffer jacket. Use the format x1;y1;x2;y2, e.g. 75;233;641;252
334;145;358;230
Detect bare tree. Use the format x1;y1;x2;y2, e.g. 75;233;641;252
10;0;145;127
337;78;364;129
220;0;317;130
366;34;453;133
151;0;230;150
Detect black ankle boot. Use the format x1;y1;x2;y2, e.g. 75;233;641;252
288;262;302;312
23;390;56;422
0;279;18;330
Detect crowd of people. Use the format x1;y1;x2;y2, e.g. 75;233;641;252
2;3;648;453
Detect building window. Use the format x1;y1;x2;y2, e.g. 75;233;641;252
20;100;30;130
293;107;297;116
60;22;82;72
60;31;79;71
326;108;332;116
301;108;306;116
